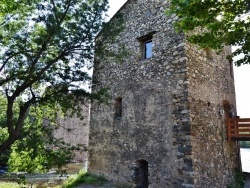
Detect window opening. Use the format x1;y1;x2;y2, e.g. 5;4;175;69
229;59;234;77
137;31;156;60
144;40;152;59
114;97;122;118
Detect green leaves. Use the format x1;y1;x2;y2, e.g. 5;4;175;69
0;0;126;171
168;0;250;66
0;96;85;173
0;0;109;102
0;0;125;165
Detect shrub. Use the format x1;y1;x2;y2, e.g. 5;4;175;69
62;170;107;188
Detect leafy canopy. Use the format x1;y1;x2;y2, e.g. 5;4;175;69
168;0;250;66
0;92;85;173
0;0;113;154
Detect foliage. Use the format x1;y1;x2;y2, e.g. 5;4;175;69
227;171;245;188
240;141;250;148
0;93;84;173
0;0;125;156
62;170;107;188
167;0;250;66
0;127;10;166
0;96;12;166
0;182;20;188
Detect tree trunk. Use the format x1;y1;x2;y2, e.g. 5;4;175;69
0;134;19;154
0;97;31;154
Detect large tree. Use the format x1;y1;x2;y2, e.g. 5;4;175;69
168;0;250;66
0;93;83;172
0;0;113;154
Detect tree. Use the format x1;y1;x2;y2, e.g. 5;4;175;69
168;0;250;66
240;141;250;148
0;93;85;173
0;0;112;154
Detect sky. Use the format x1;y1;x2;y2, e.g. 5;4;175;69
234;65;250;118
108;0;127;18
108;0;250;118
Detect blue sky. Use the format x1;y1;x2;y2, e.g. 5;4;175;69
108;0;250;118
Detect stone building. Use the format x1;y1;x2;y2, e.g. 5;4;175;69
52;105;89;162
89;0;239;187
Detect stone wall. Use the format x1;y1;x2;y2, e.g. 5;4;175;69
53;105;89;162
186;44;238;187
89;0;238;187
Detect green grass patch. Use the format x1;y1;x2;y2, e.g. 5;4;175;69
62;170;107;188
0;181;20;188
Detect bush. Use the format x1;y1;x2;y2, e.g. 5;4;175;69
62;170;107;188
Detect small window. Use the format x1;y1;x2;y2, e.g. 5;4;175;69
114;97;122;118
137;32;156;60
144;39;152;59
229;59;234;78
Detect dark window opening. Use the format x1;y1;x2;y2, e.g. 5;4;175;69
229;59;234;78
114;97;122;118
133;160;149;188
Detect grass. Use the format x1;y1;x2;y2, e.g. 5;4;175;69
0;168;107;188
0;182;20;188
0;181;62;188
62;170;107;188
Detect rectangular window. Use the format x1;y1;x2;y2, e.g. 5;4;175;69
114;97;122;118
137;31;156;60
144;40;152;59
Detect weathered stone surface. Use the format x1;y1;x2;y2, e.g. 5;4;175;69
52;105;89;162
89;0;238;187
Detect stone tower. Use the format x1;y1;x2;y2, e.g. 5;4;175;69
89;0;238;187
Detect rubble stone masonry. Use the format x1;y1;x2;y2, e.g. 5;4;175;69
53;105;89;162
89;0;238;187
